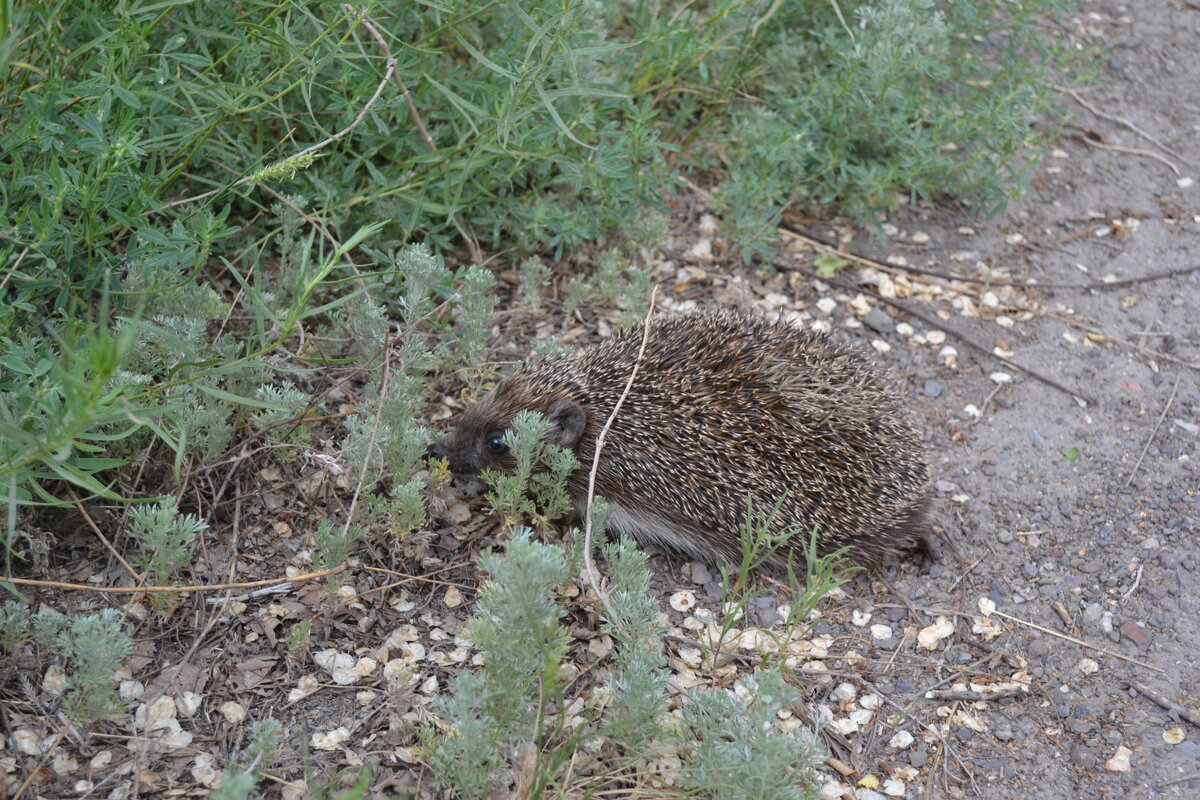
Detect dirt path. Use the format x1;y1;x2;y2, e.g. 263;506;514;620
863;2;1200;796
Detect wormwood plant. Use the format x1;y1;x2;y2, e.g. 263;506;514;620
707;0;1083;257
21;608;133;723
425;527;829;798
481;410;579;529
126;498;209;585
679;671;826;800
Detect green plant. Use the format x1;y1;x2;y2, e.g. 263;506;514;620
705;0;1084;257
481;410;579;529
126;497;209;585
285;619;313;661
0;600;32;648
679;670;826;800
312;519;363;574
425;525;830;798
36;609;133;723
423;528;671;799
209;719;284;800
704;498;854;670
563;248;652;325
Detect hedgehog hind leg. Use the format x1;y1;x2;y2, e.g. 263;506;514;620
886;494;937;568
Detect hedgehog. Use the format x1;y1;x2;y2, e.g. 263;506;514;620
432;308;934;570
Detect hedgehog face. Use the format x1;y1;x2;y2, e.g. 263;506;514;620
432;376;588;477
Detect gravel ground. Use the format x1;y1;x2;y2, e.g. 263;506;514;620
844;2;1200;796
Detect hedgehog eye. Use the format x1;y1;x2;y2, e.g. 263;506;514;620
485;434;509;455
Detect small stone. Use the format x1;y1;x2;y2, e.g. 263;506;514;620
1067;719;1093;734
1028;430;1046;446
923;379;943;398
1071;744;1098;769
997;530;1014;544
1178;740;1200;759
864;307;895;333
1119;621;1151;648
1105;745;1133;773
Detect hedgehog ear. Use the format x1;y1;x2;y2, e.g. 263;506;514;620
547;401;586;449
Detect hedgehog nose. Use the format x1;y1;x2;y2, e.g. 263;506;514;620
425;442;443;462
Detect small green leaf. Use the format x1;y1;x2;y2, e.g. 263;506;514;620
1061;447;1080;462
814;252;850;279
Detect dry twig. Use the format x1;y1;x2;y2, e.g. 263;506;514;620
1125;373;1182;487
1064;88;1195;166
991;609;1164;673
1127;680;1200;728
780;223;1200;292
787;262;1095;405
581;286;659;624
4;567;343;595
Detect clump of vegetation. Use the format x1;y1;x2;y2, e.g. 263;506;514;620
481;410;580;529
126;498;209;584
0;0;1081;555
424;526;832;799
12;608;134;723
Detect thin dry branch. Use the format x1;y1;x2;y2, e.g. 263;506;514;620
991;609;1164;673
344;4;436;153
780;223;1200;292
787;262;1095;406
1127;680;1200;728
4;566;343;594
67;490;140;582
1072;130;1182;176
1125;373;1182;487
1063;88;1195;166
582;286;659;623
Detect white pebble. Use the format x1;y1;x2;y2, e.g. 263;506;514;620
852;609;872;627
669;590;697;612
869;624;893;641
889;730;915;749
989;372;1013;384
926;330;947;345
816;297;837;314
871;339;891;354
895;322;914;336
